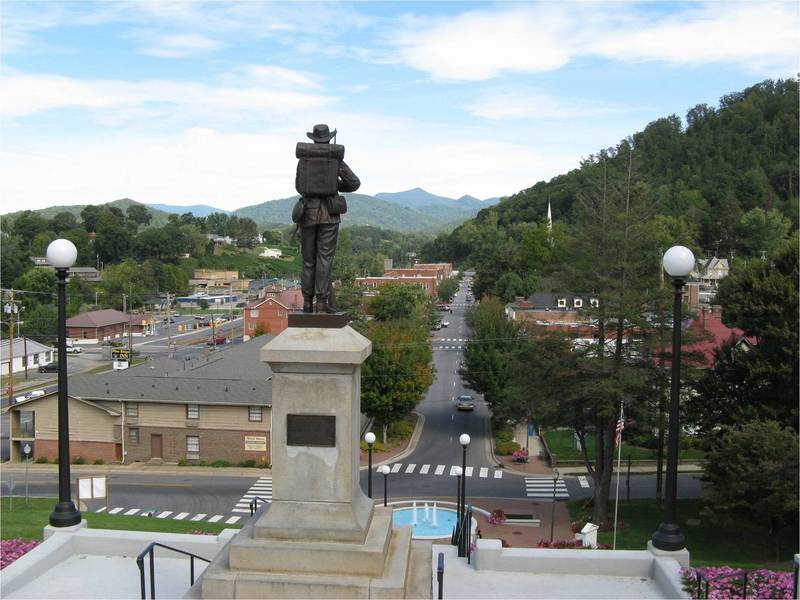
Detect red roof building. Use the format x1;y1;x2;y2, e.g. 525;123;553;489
685;307;756;367
66;309;155;342
244;289;304;338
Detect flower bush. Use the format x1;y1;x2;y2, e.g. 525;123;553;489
1;539;40;569
680;566;795;599
488;509;506;525
569;520;586;534
512;448;529;463
536;539;611;549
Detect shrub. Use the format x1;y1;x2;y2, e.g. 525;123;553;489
680;566;795;599
360;440;387;453
93;459;105;465
35;456;49;464
536;539;612;549
488;509;506;525
495;441;521;455
258;462;271;469
495;430;514;443
238;459;257;468
391;421;414;438
211;459;231;468
177;459;190;466
72;456;85;465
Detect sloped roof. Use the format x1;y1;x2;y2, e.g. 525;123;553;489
66;309;129;328
686;311;756;367
0;337;54;361
68;337;273;406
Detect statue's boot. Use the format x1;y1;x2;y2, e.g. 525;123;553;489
303;296;314;313
315;297;336;314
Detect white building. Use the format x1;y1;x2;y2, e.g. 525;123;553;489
260;248;283;258
0;337;55;374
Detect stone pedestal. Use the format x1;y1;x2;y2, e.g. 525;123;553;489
197;324;425;599
647;540;690;568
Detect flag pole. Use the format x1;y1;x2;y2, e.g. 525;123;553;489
612;400;623;550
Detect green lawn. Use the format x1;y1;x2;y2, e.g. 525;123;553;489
568;498;795;570
544;429;705;461
1;497;239;542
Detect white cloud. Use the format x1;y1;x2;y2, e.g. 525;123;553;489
464;90;625;121
241;65;322;90
0;71;336;122
391;2;800;81
140;32;222;58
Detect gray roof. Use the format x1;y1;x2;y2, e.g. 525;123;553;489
0;337;54;361
69;337;274;407
523;292;598;310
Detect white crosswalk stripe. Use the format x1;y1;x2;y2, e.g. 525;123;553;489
494;470;503;479
190;514;207;521
578;476;590;488
108;507;124;515
386;463;501;478
449;465;459;476
95;507;106;513
174;512;189;521
156;511;173;519
419;464;430;474
124;508;140;516
479;467;488;478
391;463;402;473
208;515;223;523
524;476;570;500
231;476;273;517
465;467;474;477
435;465;445;475
225;516;241;524
404;464;416;474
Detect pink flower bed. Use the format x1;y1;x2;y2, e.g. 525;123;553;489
1;539;40;569
681;566;795;599
536;539;611;549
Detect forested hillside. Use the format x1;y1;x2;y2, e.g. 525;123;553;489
423;78;798;297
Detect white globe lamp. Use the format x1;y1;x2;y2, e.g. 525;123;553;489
662;246;694;279
459;433;471;447
46;239;78;269
364;432;376;445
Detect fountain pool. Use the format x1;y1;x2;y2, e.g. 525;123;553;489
391;502;470;539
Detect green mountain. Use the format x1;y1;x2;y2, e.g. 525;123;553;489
4;198;175;228
232;193;482;232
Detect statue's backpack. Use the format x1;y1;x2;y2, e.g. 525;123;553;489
295;142;344;197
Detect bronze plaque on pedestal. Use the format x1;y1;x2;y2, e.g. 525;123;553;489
287;414;336;447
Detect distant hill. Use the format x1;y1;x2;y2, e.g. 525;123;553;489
3;198;175;227
374;187;500;211
146;203;229;217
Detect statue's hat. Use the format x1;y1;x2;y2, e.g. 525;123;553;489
306;124;336;143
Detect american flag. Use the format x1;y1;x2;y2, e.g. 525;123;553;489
615;406;625;445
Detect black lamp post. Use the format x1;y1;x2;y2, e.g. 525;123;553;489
47;239;82;528
651;245;694;552
365;432;376;499
378;465;390;507
453;466;463;545
549;468;560;542
459;433;470;524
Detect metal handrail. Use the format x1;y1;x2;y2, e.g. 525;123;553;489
136;542;211;599
436;552;444;599
695;568;749;599
249;495;269;516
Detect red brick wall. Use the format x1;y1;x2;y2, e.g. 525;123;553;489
35;439;119;464
124;426;271;465
244;300;288;336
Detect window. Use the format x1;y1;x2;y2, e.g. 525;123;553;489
33;354;40;365
557;298;566;308
126;403;138;418
248;323;255;331
249;406;263;422
250;309;259;318
186;404;199;419
590;298;599;308
129;428;139;444
573;298;583;308
187;436;200;453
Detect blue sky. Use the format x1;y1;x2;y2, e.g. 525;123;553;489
1;1;797;212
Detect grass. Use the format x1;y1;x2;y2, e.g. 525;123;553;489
1;497;239;542
544;429;705;461
567;498;796;570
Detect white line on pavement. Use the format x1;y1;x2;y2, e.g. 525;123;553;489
174;512;189;521
405;464;416;474
391;463;402;473
225;516;241;524
190;514;207;521
465;467;473;477
419;464;430;474
208;515;223;523
109;507;124;515
479;467;488;478
435;465;445;475
156;511;172;519
124;508;140;516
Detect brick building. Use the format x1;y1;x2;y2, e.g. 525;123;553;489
244;289;304;338
66;309;155;343
7;338;273;465
355;275;438;296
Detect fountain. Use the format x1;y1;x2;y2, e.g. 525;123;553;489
432;502;438;527
391;502;475;539
411;501;417;526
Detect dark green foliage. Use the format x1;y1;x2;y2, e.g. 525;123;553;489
1;235;32;288
210;460;231;467
495;441;521;455
12;269;57;307
369;282;436;326
436;277;458;302
94;209;131;263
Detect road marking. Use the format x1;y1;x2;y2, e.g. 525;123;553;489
225;516;241;524
404;464;416;474
124;508;140;516
453;381;456;386
465;467;474;477
156;511;173;519
391;463;402;473
208;515;223;523
109;507;124;515
479;467;488;478
578;476;590;488
174;512;189;521
95;507;106;513
419;464;430;474
435;465;445;475
190;514;207;521
494;470;503;479
449;466;459;476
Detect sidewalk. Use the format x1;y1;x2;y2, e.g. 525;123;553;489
0;462;272;477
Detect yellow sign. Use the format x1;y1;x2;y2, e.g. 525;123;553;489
244;435;267;452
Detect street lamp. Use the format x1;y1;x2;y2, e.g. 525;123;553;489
378;465;391;507
47;239;82;528
365;432;376;499
459;433;470;529
453;465;463;544
550;468;560;541
651;245;694;552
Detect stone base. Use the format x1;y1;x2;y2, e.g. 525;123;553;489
647;540;690;568
197;507;422;599
288;313;349;328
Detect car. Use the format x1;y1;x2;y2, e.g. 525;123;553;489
441;321;450;328
456;395;474;411
26;390;45;399
432;321;442;331
198;320;211;327
64;345;82;354
207;336;227;346
38;362;59;373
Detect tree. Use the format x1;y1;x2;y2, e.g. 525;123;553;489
234;217;260;248
80;205;102;232
126;204;152;229
51;211;79;235
357;319;433;443
19;304;57;344
491;272;528;303
11;211;49;248
369;283;436;327
100;260;146;310
12;269;58;307
436;277;458;303
94;209;131;264
701;420;798;559
197;298;209;310
736;208;791;259
1;236;31;288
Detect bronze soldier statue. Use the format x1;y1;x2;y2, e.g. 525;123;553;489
293;124;360;313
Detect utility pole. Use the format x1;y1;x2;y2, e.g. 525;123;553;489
229;282;234;344
4;291;18;401
166;293;172;354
